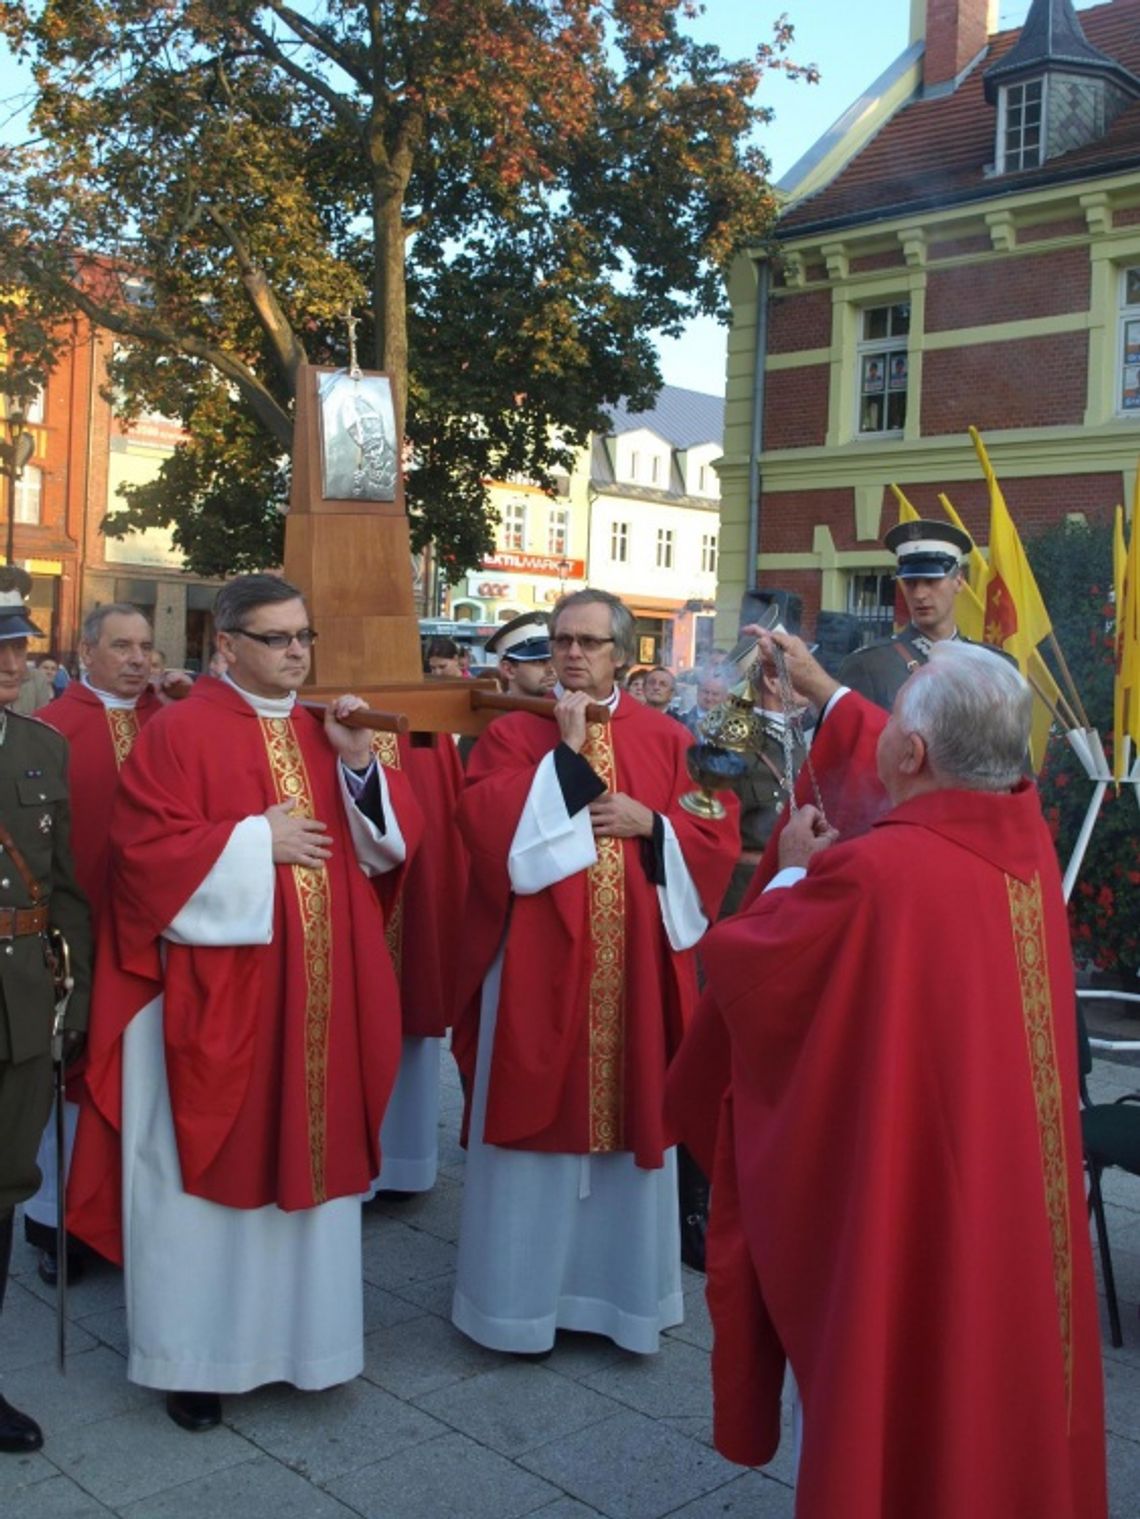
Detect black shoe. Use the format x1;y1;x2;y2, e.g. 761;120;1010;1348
0;1393;43;1453
165;1391;222;1432
680;1211;707;1274
373;1189;416;1202
36;1250;86;1289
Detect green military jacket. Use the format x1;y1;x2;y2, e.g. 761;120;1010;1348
0;711;91;1064
737;718;807;853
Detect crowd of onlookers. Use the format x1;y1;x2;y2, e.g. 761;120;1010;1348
12;647;172;715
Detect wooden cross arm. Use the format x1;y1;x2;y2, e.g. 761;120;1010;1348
298;699;409;734
469;688;612;726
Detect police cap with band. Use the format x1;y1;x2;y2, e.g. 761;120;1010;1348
884;518;973;580
485;611;552;663
0;566;44;640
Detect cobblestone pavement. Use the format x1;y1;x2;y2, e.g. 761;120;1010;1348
3;1056;1139;1518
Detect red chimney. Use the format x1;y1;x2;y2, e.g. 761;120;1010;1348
924;0;991;90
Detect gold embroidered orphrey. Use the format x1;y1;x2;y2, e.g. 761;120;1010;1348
105;707;141;770
371;731;404;973
581;719;625;1152
1007;870;1073;1420
261;715;334;1204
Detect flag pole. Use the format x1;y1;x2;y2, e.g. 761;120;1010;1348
1026;671;1079;736
1046;631;1092;732
1062;781;1109;903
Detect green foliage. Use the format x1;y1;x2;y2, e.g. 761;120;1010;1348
0;1;813;578
1027;518;1140;980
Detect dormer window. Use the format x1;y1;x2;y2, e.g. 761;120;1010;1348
998;79;1044;173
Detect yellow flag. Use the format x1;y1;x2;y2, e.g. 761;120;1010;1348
1118;504;1136;783
888;484;919;632
937;492;988;600
969;429;1061;770
1118;487;1140;780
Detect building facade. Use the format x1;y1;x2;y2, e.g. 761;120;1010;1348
716;0;1140;643
447;385;724;669
2;320;223;667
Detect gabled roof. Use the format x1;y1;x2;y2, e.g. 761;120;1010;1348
984;0;1140;103
602;385;724;451
779;0;1140;239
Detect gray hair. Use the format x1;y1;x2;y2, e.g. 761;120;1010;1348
81;603;152;646
551;588;636;665
895;642;1030;791
214;574;306;633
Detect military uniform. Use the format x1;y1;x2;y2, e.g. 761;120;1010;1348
0;713;92;1215
0;569;91;1454
720;717;806;918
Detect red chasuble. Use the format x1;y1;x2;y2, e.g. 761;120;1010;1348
68;677;421;1264
698;783;1106;1517
666;690;891;1177
41;682;163;917
372;732;468;1037
452;695;738;1170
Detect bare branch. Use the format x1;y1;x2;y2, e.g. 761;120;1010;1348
261;1;371;91
234;16;362;131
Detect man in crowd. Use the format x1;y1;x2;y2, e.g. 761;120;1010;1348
450;588;737;1355
683;637;1105;1516
839;518;974;709
25;605;187;1283
0;587;91;1453
681;666;730;737
68;575;422;1431
486;612;556;697
643;664;676;712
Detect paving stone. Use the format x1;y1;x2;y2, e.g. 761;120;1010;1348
1;1344;150;1431
0;1279;97;1373
663;1469;795;1517
0;1445;57;1498
8;1472;115;1517
361;1281;427;1333
1107;1431;1140;1519
529;1501;606;1518
1104;1355;1140;1438
75;1306;129;1358
543;1329;628;1382
667;1289;713;1353
47;1402;256;1507
362;1312;505;1400
227;1376;450;1482
360;1218;457;1291
518;1406;737;1519
366;1176;463;1244
120;1454;361;1519
326;1429;558;1519
414;1360;616;1457
581;1338;713;1421
20;1260;126;1320
388;1269;457;1319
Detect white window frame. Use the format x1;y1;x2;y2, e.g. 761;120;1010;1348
546;506;569;557
656;527;675;570
501;501;527;552
856;302;910;439
650;454;662;485
629;449;640;482
700;533;718;575
14;463;42;525
996;77;1046;175
1116;265;1140;416
610;520;629;563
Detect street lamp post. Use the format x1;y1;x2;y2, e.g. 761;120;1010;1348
0;395;34;567
556;556;570;591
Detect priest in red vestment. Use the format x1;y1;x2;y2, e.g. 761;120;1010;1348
369;729;467;1194
680;638;1106;1518
68;575;422;1433
24;604;189;1283
450;588;738;1355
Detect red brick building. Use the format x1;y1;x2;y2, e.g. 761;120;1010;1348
715;0;1140;644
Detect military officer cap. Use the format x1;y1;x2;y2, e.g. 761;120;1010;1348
485;611;552;663
0;566;44;640
884;519;972;580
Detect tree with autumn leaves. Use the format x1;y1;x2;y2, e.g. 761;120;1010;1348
0;1;813;577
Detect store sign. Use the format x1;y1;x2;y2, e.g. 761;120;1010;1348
482;551;586;578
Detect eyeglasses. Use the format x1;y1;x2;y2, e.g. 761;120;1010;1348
232;628;318;651
551;634;615;654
